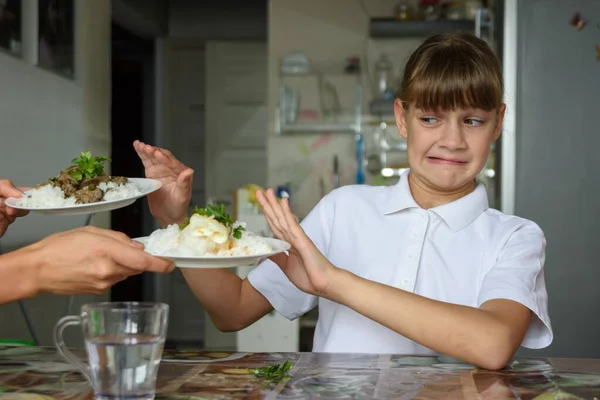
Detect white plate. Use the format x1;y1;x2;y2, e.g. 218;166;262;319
5;178;162;215
134;236;291;269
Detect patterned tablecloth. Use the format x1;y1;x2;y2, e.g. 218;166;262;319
0;346;598;399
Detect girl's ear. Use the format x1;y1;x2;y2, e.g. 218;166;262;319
493;104;506;141
394;98;408;139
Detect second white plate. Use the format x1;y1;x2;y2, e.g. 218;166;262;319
134;236;291;269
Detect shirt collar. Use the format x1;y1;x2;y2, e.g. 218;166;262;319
382;170;420;215
382;169;489;232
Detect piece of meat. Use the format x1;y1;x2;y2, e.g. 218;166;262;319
75;187;103;204
63;184;78;197
80;175;110;189
55;172;79;197
35;181;51;189
57;171;78;185
110;176;128;185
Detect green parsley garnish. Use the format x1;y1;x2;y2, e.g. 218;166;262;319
249;360;293;385
180;204;245;239
68;151;111;181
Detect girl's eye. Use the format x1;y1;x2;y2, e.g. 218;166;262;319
465;118;484;126
420;117;438;124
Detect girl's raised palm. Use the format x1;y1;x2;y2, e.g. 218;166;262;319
255;189;334;296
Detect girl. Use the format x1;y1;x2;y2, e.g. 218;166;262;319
135;32;552;370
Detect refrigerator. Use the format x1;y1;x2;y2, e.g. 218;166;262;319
504;0;600;358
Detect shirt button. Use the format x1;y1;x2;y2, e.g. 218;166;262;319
408;254;414;260
402;278;411;286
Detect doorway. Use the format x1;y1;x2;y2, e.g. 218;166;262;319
110;22;155;302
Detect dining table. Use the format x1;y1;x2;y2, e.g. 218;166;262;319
0;345;599;399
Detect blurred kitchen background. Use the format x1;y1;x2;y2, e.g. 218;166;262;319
0;0;599;360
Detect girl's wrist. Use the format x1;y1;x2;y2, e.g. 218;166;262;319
322;266;353;304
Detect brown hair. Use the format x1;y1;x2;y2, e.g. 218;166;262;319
398;32;503;112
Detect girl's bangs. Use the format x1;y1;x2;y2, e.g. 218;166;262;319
404;52;502;111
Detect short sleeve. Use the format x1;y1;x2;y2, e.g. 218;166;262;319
247;197;331;320
477;222;553;349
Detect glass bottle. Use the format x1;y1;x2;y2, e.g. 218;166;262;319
374;53;395;100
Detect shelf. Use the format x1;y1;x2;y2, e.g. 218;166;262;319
278;60;363;134
381;143;407;152
279;122;360;134
280;69;361;78
369;18;477;38
369;99;395;115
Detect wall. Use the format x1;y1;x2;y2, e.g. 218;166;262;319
112;0;168;38
169;0;266;39
514;0;600;358
267;0;423;218
0;0;112;345
157;0;267;174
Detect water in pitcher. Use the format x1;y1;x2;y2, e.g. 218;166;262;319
86;333;165;400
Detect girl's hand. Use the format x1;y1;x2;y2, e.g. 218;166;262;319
256;189;336;296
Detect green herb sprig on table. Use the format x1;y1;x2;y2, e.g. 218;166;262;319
68;151;111;181
180;204;245;239
250;360;293;385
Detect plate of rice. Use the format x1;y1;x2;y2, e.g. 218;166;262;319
5;151;162;215
136;204;291;268
7;178;162;215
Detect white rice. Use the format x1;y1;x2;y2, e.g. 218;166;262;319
100;182;142;201
16;181;141;208
16;185;77;207
144;221;273;257
145;224;181;256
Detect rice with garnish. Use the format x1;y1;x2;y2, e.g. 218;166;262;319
218;222;273;256
144;219;273;257
16;181;141;208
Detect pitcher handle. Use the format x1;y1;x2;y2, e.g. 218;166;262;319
54;315;91;381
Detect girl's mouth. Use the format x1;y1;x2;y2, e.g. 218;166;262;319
427;156;468;165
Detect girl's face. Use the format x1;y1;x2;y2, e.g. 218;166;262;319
394;98;505;193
